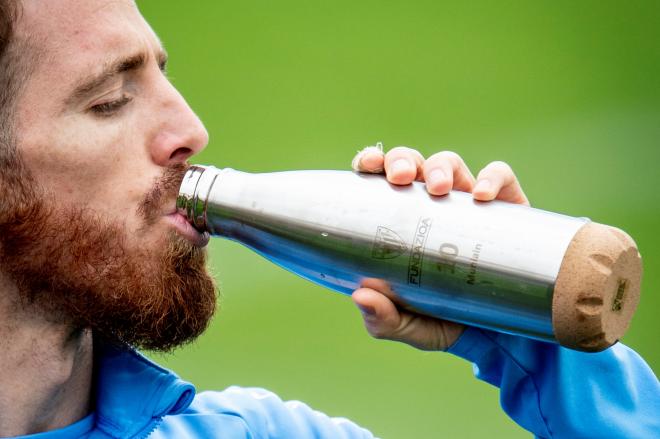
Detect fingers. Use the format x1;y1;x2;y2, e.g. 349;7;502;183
352;144;425;185
422;151;476;196
352;144;385;173
352;287;437;350
351;145;528;206
473;161;530;206
352;282;466;351
383;147;425;185
352;287;403;339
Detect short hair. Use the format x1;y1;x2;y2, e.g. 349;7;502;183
0;0;23;166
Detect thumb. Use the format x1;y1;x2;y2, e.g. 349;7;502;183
352;286;466;351
352;287;404;340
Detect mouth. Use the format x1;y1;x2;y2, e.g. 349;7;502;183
164;211;210;248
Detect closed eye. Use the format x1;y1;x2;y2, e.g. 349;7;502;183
90;95;133;117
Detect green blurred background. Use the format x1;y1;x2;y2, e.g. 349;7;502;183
140;1;659;437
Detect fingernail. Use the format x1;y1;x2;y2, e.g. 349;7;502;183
352;146;384;172
391;159;411;174
474;179;491;194
362;152;384;171
427;169;446;187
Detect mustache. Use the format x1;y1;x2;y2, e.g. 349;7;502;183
138;163;190;225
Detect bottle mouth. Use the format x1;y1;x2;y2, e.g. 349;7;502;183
177;165;213;231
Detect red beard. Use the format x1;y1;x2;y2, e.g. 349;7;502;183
0;158;217;352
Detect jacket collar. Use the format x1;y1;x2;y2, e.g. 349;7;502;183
93;341;196;438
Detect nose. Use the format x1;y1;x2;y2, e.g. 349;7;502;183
148;78;209;166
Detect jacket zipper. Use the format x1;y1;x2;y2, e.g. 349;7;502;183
134;417;163;439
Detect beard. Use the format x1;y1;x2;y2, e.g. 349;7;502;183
0;156;217;352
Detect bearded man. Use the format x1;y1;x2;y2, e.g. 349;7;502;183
0;1;658;438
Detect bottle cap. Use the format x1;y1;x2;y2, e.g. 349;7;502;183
552;222;642;351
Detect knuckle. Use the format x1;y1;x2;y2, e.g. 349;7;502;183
428;150;462;167
357;145;385;157
478;160;514;181
368;327;388;340
365;321;395;339
352;146;385;172
387;146;424;162
388;145;414;155
486;160;513;174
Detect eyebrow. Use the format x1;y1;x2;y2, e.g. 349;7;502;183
65;49;168;107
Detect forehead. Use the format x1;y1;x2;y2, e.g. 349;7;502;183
18;0;160;82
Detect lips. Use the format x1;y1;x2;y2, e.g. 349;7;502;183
164;211;210;247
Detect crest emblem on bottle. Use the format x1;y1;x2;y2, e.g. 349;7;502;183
372;226;407;259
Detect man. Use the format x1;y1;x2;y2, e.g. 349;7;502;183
0;1;657;438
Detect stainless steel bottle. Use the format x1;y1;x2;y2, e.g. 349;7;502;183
177;165;642;351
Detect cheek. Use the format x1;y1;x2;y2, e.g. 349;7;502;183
18;116;151;222
22;116;121;175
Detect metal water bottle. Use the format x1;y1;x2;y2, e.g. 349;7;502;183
177;165;642;351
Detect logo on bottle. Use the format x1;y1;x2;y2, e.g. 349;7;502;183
408;217;433;286
372;227;407;259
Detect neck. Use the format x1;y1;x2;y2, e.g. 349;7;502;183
0;274;93;437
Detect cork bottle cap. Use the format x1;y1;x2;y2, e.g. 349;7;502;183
552;222;642;352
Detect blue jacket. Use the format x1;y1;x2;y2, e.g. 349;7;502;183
14;327;660;439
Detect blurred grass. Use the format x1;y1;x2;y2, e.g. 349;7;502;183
141;1;659;437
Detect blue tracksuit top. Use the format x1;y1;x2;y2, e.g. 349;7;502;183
13;327;659;439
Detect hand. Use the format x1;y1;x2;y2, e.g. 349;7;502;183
350;145;530;351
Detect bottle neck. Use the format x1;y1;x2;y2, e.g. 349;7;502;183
177;165;222;232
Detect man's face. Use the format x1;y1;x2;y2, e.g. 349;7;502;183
18;0;209;245
0;0;217;350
